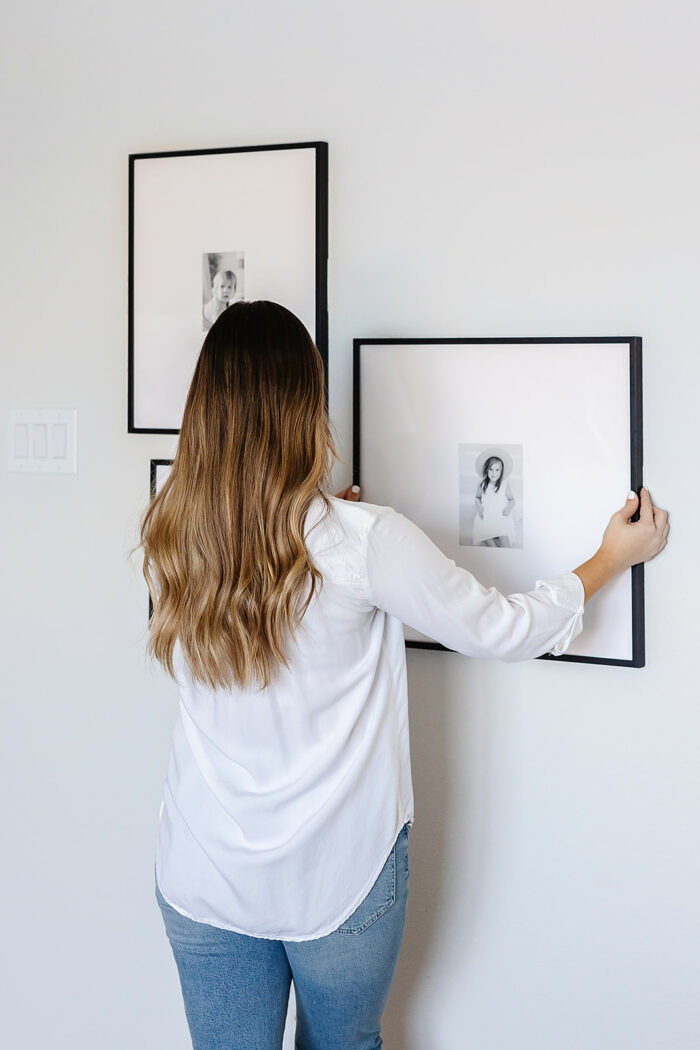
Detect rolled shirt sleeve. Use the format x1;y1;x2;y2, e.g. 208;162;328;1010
362;505;584;662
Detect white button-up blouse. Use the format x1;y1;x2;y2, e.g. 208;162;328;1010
154;495;585;941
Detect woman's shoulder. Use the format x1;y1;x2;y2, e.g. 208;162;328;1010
306;495;397;584
309;494;406;552
326;494;403;532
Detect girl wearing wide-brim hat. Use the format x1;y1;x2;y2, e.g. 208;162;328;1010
472;446;517;548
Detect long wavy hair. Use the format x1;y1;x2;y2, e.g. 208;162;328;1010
136;300;340;692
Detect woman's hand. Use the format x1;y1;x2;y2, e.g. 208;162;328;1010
335;484;361;502
573;487;669;602
600;487;669;572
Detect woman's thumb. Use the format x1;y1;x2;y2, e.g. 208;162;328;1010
622;490;639;515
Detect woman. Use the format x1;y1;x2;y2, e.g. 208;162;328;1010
137;300;668;1050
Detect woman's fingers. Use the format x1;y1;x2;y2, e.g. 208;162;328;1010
639;486;655;525
636;487;670;544
654;507;669;531
333;484;361;501
644;486;669;537
603;486;670;567
660;520;670;549
645;489;669;556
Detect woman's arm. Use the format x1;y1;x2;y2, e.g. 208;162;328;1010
363;506;585;661
502;481;516;516
361;488;668;662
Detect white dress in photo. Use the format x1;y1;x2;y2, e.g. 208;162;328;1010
472;481;516;545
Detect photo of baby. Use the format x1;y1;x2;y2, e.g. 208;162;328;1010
202;252;245;332
458;443;524;548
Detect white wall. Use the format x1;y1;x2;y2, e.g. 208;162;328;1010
2;1;698;1047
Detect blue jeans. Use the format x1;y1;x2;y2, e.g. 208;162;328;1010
155;821;410;1050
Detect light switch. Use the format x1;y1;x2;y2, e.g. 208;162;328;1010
8;410;77;473
14;423;29;458
33;424;48;458
52;423;67;458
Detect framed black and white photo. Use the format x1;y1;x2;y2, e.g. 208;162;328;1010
353;337;644;667
129;142;328;433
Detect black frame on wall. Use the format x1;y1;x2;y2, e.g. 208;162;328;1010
147;458;174;620
353;335;644;668
128;141;329;434
150;458;173;500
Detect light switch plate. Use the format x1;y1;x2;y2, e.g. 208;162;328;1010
8;409;77;473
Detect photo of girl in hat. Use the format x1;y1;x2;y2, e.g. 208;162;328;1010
459;443;523;549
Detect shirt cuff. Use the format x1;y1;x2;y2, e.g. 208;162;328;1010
533;571;585;657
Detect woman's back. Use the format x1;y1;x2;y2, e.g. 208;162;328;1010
155;490;589;940
155;494;415;942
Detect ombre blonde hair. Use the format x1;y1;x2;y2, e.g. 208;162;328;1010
136;300;340;692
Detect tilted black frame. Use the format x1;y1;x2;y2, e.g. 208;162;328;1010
353;336;644;668
129;141;329;434
147;459;174;620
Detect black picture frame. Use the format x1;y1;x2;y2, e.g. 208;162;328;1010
129;141;328;434
147;459;174;620
353;336;644;668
